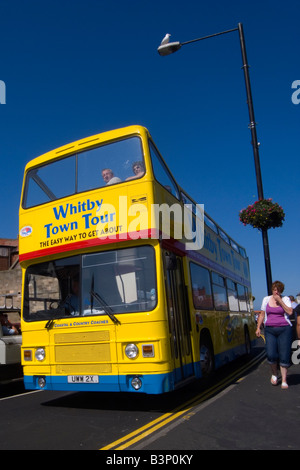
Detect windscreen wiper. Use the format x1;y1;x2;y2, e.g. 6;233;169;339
45;318;55;329
90;289;121;325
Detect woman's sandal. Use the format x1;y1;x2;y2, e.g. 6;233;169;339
271;375;278;385
281;382;289;389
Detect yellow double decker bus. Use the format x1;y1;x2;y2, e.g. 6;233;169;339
19;125;256;394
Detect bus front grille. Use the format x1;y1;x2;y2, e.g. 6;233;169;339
53;330;112;374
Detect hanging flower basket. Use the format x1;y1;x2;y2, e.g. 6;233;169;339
239;198;285;231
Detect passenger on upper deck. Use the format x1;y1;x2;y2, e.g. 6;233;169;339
0;312;19;335
126;161;145;181
101;168;121;185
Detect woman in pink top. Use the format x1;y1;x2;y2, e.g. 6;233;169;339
256;281;293;389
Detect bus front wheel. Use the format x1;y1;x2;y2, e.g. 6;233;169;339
200;333;214;378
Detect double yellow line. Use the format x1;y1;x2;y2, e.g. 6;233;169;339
100;350;265;450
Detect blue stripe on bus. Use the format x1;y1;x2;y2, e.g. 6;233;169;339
23;372;174;394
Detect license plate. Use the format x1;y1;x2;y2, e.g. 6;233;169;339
67;375;99;384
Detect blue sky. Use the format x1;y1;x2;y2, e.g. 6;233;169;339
1;0;299;308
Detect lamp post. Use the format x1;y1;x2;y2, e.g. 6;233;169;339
158;23;272;295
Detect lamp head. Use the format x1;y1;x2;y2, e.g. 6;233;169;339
157;42;182;56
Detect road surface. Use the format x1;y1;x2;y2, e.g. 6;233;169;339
0;346;299;452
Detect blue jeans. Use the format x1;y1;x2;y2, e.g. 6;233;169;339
265;326;293;368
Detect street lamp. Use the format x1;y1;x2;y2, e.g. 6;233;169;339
158;23;272;295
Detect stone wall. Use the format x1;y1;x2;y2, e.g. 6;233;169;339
0;238;19;270
0;266;22;310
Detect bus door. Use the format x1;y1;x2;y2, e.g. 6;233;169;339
164;251;194;384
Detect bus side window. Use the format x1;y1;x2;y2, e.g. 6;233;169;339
211;272;228;311
237;284;248;311
227;279;239;311
189;263;213;310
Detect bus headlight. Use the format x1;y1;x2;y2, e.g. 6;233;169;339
35;348;46;361
37;377;46;388
125;343;139;359
131;377;142;390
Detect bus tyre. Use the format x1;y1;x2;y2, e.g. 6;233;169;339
200;334;214;378
244;327;251;356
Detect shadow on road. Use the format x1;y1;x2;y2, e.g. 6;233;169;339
41;347;265;414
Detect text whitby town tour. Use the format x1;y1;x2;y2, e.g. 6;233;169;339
39;196;204;251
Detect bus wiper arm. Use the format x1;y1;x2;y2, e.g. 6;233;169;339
90;290;120;325
45;309;65;329
45;318;55;329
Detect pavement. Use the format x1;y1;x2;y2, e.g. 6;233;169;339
140;359;300;450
